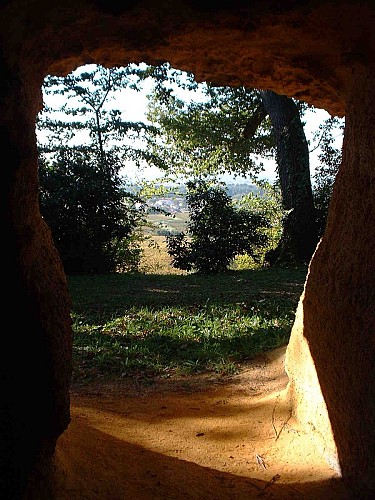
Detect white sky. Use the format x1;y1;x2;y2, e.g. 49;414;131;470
39;64;343;186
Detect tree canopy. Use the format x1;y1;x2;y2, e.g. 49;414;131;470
37;64;153;273
37;64;160;171
146;74;274;180
312;116;344;236
146;70;316;263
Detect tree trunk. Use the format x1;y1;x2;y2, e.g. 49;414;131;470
260;90;319;264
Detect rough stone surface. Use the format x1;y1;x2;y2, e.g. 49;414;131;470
0;0;374;497
286;65;375;496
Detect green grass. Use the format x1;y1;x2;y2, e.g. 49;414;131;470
68;266;307;383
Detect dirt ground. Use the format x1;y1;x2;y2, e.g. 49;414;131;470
56;347;350;499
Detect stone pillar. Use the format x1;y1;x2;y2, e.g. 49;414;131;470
285;65;375;495
0;58;72;499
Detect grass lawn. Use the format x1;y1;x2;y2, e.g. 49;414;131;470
68;265;308;383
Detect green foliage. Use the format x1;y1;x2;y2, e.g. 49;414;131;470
312;116;344;235
166;180;270;274
145;67;343;264
232;182;285;268
37;64;157;273
39;150;146;273
36;62;343;273
68;266;307;381
146;77;275;180
37;64;158;167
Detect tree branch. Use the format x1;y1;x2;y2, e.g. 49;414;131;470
242;104;267;139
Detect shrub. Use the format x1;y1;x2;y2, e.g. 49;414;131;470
232;183;284;269
166;180;270;274
39;150;146;274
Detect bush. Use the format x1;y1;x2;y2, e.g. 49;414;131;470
166;180;271;274
232;183;284;269
39;150;146;274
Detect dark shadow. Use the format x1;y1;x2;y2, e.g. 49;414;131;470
68;266;307;319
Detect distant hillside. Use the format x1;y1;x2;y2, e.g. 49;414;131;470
225;183;260;198
127;182;260;200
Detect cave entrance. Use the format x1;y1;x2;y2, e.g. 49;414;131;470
36;62;345;498
36;60;317;386
4;3;373;498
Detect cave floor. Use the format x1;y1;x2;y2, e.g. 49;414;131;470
56;347;349;499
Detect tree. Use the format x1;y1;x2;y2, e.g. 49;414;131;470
37;64;153;273
146;70;326;264
259;90;318;264
236;182;285;267
38;149;146;273
37;64;157;167
146;77;274;179
166;180;270;274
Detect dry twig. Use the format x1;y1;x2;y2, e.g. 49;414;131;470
255;453;267;469
271;397;292;441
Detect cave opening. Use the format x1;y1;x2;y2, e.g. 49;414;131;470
2;2;374;498
35;61;344;498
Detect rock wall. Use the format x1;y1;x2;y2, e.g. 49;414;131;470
286;65;375;495
0;1;374;497
0;59;72;498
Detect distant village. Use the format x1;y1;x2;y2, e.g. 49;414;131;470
149;196;188;214
147;183;260;214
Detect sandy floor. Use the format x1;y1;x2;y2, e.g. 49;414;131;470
56;347;349;499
